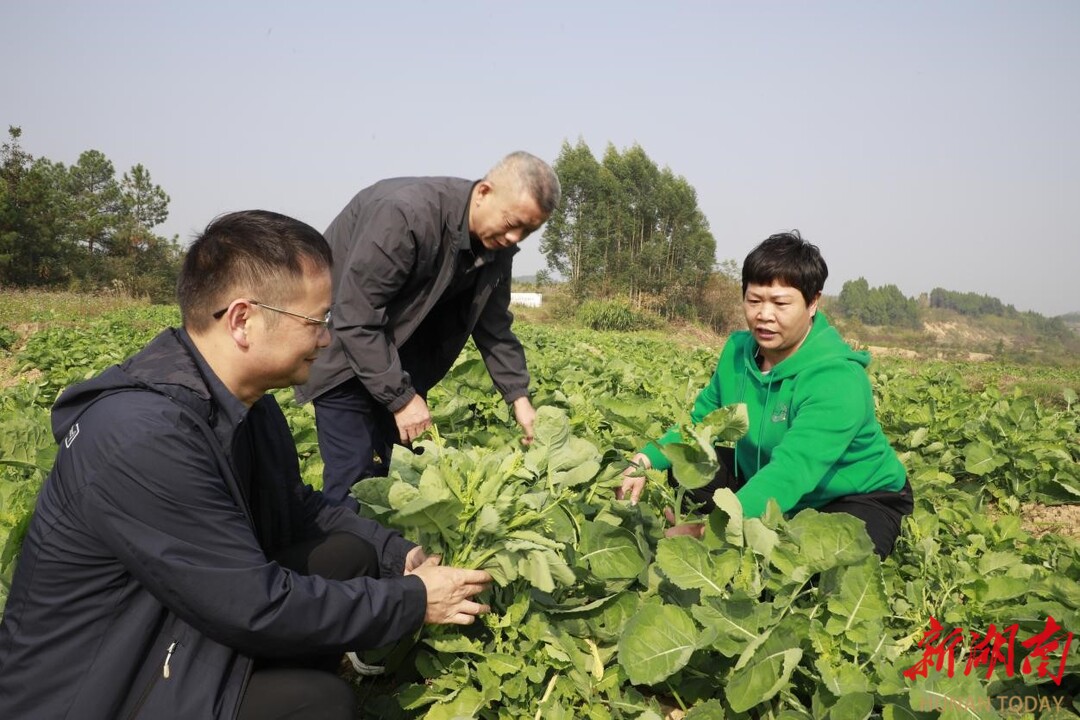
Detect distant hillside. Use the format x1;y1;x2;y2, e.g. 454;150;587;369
828;305;1080;367
512;277;1079;365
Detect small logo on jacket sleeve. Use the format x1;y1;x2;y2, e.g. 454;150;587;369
64;423;80;448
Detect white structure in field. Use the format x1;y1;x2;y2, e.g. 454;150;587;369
509;292;543;308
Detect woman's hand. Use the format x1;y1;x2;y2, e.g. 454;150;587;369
616;452;652;505
663;507;705;539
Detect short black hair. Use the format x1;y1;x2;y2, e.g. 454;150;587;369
742;230;828;305
177;210;332;332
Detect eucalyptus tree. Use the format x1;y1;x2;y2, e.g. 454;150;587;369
544;139;715;319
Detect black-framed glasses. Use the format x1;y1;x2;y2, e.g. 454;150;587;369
212;300;331;328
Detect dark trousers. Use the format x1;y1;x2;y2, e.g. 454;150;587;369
236;532;379;720
313;377;402;511
679;447;914;559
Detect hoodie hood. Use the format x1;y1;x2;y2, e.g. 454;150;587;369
50;328;247;452
742;312;868;383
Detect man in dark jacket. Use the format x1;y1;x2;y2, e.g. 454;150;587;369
294;151;561;509
0;211;492;720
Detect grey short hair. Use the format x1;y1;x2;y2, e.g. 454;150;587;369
485;151;561;215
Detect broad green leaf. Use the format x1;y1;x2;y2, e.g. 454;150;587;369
963;575;1030;603
692;596;774;657
786;510;873;572
824;561;887;646
743;518;779;560
709;487;744;548
473;504;501;537
824;692;874;720
618;601;699;685
520;549;556;593
578;520;646;580
963;441;1006;476
553;456;601;488
1034;575;1080;607
977;550;1020;575
881;704;921;720
422;686;486;720
684;699;726;719
908;668;1001;719
907;426;929;448
424;635;485;655
525;406;571;468
814;656;870;696
656;536;738;597
554;592;639;645
474;661;502;706
661;441;717;490
484;653;524;676
700;405;750;444
725;647;803;713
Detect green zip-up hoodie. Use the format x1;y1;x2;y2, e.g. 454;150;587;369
641;313;906;517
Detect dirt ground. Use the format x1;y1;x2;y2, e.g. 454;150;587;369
1016;502;1080;541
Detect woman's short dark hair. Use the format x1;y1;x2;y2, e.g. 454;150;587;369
177;210;333;332
742;230;828;305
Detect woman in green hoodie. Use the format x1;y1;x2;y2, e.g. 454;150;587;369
618;231;912;558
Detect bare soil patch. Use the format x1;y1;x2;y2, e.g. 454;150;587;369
667;321;725;350
867;345;920;360
1018;502;1080;541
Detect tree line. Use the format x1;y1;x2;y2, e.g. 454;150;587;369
539;139;720;325
836;277;1074;346
0;126;181;301
836;278;921;328
4;126;1069;342
928;287;1014;317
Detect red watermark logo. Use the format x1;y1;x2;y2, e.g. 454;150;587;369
904;616;1075;686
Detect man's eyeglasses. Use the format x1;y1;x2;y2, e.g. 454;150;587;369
212;301;331;328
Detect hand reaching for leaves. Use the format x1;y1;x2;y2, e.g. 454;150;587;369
663;507;705;539
409;557;493;625
616;453;652;505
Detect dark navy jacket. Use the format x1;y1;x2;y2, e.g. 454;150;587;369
293;176;530;410
0;329;426;719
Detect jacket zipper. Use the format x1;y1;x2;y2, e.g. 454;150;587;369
163;641;177;678
125;640;179;719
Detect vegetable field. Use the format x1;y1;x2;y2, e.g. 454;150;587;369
1;301;1078;719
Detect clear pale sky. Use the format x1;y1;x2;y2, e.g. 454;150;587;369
4;1;1078;317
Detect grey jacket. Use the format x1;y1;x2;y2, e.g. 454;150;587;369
294;177;530;411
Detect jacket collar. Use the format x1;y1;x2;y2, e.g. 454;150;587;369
119;328;251;451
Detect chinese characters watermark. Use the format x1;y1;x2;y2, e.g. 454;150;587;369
904;616;1075;686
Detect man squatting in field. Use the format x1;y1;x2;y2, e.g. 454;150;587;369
294;152;561;510
619;231;913;558
0;211;492;720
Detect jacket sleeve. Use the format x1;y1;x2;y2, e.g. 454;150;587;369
735;363;870;517
333;200;420;412
471;255;530;403
640;349;726;470
76;394;426;657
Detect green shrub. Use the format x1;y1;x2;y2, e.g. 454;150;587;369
575;299;661;332
0;326;17;353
